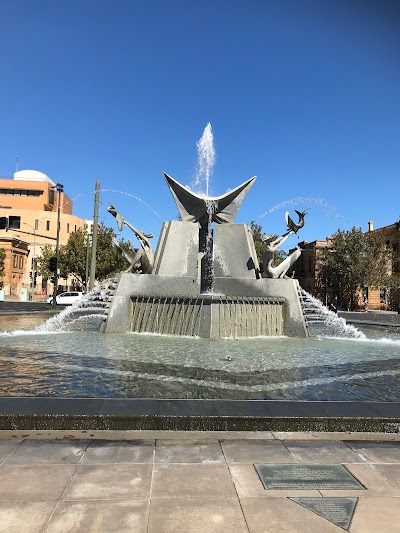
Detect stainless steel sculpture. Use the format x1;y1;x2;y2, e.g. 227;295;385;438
107;205;154;274
285;209;307;234
102;175;309;338
262;230;302;279
164;173;256;228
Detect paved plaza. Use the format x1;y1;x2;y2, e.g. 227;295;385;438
0;430;399;532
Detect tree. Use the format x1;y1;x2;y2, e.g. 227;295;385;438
0;248;5;283
250;221;266;262
250;221;287;272
36;245;56;280
318;227;397;310
58;224;134;285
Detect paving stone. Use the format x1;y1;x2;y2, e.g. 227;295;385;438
310;432;400;442
0;501;57;533
350;497;400;532
147;498;248;533
151;464;236;499
43;500;149;533
221;440;295;464
284;440;365;463
229;464;321;499
4;439;88;465
0;465;76;501
369;464;400;491
154;442;224;463
348;441;400;463
81;440;154;464
241;496;340;532
319;463;400;497
0;440;21;463
63;464;152;500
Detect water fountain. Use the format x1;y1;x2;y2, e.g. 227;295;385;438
101;172;309;338
0;125;399;432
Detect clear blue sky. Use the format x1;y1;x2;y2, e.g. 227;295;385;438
1;0;399;250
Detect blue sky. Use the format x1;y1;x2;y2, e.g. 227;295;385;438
0;0;399;251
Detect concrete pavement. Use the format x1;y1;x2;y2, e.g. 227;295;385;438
0;431;399;532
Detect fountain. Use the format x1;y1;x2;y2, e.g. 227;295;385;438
101;173;309;338
0;125;399;433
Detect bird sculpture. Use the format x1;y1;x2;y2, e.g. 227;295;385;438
285;210;308;234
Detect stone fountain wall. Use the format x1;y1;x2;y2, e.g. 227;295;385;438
101;221;309;338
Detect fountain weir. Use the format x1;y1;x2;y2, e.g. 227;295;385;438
101;175;309;338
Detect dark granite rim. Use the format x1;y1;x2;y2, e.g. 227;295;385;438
0;398;399;432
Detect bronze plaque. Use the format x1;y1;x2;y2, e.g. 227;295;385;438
254;464;365;490
290;497;358;530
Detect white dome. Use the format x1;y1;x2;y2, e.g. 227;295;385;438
14;170;56;186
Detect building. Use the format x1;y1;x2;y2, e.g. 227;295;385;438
0;170;88;298
289;221;400;311
288;237;332;304
366;220;400;310
0;237;30;298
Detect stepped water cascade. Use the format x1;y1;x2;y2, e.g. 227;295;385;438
301;290;366;339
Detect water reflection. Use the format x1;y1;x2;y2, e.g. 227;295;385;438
0;314;399;401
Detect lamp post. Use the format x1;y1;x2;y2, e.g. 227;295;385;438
52;183;64;307
22;221;38;301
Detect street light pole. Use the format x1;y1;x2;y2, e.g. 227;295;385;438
52;183;64;307
89;180;100;291
23;222;37;301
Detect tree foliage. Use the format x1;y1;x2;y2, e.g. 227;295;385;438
36;245;56;280
0;248;5;281
318;227;397;310
36;224;135;285
250;221;287;271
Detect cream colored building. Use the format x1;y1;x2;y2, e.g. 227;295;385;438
0;170;90;298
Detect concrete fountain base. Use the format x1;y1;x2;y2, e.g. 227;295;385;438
0;398;399;433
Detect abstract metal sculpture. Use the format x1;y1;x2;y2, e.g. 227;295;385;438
107;205;154;274
164;173;256;228
285;210;307;234
262;209;306;278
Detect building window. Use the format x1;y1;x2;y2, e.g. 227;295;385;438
8;216;20;230
74;225;77;232
46;221;50;231
48;189;55;205
67;223;70;233
13;255;18;268
0;188;43;196
19;256;23;269
34;220;39;230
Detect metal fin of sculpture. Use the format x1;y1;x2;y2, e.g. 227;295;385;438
107;205;154;274
164;173;256;228
285;210;307;234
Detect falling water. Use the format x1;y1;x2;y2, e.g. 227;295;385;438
71;189;162;219
201;200;218;293
34;287;109;333
191;122;216;196
256;197;349;225
301;289;366;339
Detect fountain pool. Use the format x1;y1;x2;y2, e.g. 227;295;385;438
1;308;399;402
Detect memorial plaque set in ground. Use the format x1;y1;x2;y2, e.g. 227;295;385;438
254;463;365;490
290;497;358;530
255;464;364;530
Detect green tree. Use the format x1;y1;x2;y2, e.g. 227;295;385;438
250;221;266;262
250;221;287;272
318;227;396;310
58;224;134;285
36;245;56;280
92;225;132;281
0;248;5;282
